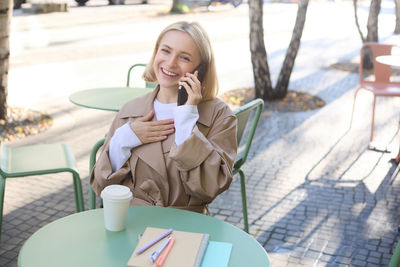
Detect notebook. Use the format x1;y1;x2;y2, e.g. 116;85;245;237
127;227;209;267
200;241;232;267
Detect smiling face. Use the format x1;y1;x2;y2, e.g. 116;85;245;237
153;30;201;96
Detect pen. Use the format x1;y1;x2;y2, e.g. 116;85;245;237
156;237;176;267
136;228;173;255
150;236;172;264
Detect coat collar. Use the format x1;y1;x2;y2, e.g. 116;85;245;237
118;86;216;127
118;86;159;119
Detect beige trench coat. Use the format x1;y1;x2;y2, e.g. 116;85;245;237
90;87;237;214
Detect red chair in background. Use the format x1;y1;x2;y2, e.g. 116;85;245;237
350;42;400;146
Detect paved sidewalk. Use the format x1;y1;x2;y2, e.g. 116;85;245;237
1;0;400;266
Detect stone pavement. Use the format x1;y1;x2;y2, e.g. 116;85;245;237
1;0;400;266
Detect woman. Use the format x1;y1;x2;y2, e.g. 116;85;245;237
90;21;237;214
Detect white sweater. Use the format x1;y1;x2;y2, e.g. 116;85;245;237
109;99;199;172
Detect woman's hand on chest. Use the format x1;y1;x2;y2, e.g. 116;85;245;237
130;110;175;144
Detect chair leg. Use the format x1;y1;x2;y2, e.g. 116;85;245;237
89;149;96;209
70;171;84;212
349;88;361;129
89;138;106;209
370;95;377;143
89;188;96;210
0;176;5;239
238;169;249;233
396;143;400;164
89;148;97;210
71;172;79;210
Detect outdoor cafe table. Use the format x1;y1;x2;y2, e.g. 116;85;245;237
18;206;271;267
376;55;400;68
69;87;154;111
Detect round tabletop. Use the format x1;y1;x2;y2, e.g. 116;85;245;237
376;55;400;68
18;206;270;267
69;87;154;111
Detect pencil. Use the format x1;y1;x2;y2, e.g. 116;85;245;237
156;237;176;267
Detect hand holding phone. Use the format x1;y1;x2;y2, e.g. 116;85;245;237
177;63;206;106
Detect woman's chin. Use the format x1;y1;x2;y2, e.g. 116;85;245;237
159;83;179;91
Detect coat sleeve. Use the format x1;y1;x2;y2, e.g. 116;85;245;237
90;114;134;196
169;105;237;203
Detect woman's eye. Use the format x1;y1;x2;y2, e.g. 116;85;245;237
161;48;170;53
181;56;190;62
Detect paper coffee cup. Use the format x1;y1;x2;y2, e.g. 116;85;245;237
101;185;133;232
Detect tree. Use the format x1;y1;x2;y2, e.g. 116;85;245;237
353;0;381;68
170;0;187;13
395;0;400;33
170;0;203;13
0;0;12;120
249;0;310;100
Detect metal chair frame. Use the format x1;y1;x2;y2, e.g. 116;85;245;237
89;137;106;209
233;98;264;233
126;63;157;89
0;143;84;238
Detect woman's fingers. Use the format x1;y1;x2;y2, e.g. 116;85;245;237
146;128;175;139
130;117;175;144
181;72;200;91
179;72;202;105
147;118;175;128
142;131;173;143
146;122;175;135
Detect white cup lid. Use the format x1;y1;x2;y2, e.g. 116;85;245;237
101;185;133;200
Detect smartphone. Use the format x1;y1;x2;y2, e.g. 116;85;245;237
177;63;206;106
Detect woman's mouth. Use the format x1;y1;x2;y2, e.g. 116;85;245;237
161;67;179;78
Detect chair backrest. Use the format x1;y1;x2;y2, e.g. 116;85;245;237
89;137;106;209
233;98;264;172
126;63;157;89
360;42;394;85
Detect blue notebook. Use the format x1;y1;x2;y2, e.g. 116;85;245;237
200;241;232;267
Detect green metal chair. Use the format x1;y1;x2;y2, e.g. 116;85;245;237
126;63;157;89
389;238;400;267
233;98;264;233
0;142;84;238
89;137;106;209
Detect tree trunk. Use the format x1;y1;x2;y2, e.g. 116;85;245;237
395;0;400;33
275;0;309;98
365;0;381;42
353;0;366;42
363;0;381;68
0;0;11;120
248;0;272;99
248;0;309;100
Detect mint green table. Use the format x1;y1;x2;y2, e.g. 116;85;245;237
69;87;153;111
18;206;270;267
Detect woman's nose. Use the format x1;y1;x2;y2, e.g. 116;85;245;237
166;56;178;67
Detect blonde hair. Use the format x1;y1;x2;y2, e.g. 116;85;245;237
143;21;219;100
